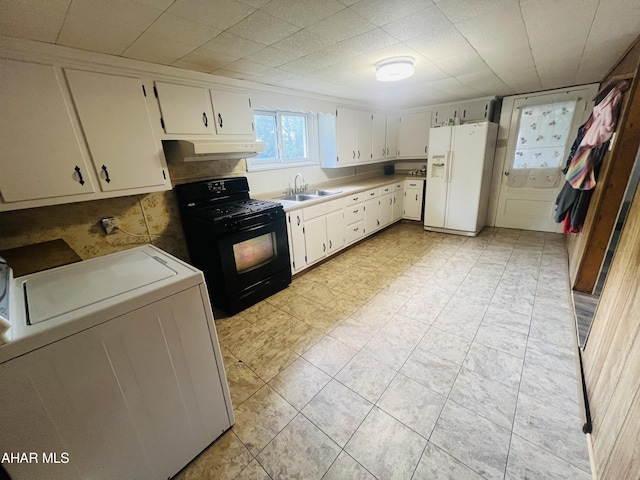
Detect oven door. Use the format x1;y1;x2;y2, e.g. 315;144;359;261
216;215;290;294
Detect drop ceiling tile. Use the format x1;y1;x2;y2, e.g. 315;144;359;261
306;8;376;44
57;19;146;55
63;0;164;31
271;29;333;56
243;47;299;67
177;47;239;69
382;5;446;43
0;0;70;43
133;0;175;8
238;0;271;7
224;58;271;75
334;28;400;58
434;52;488;76
168;0;255;30
211;68;252;80
228;10;300;45
456;70;512;96
172;59;216;73
201;32;265;57
262;0;345;28
428;77;481;97
437;0;516;24
351;0;431;27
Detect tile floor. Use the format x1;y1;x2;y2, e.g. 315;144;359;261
175;222;591;480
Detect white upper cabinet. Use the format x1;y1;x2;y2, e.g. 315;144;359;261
0;59;95;203
397;111;432;158
209;90;255;136
336;108;357;164
385;114;399;160
460;100;490;121
65;69;168;192
372;113;387;161
356;110;373;163
154;82;214;135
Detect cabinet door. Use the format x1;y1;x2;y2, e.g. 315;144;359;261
287;211;307;272
460;101;489;121
363;198;380;234
404;181;424;220
433;105;459;126
0;59;94;203
326;209;345;253
392;191;403;221
398;111;432;158
385;114;399;159
372;113;387;161
336;108;357;164
379;193;393;227
304;216;327;264
155;82;213;135
209;90;255;136
356;111;373;162
65;70;168;192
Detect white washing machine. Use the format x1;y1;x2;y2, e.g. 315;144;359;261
0;245;234;480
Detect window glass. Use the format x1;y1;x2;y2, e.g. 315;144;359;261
254;114;278;163
281;114;307;160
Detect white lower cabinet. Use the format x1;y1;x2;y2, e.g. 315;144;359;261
403;179;425;220
304;216;329;265
364;198;380;234
392;182;404;221
380;193;393;227
326;210;345;253
287;211;306;273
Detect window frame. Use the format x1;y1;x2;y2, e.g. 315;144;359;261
247;110;317;172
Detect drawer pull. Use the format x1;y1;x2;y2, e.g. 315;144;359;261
353;227;359;232
352;196;359;201
353;209;359;213
370;192;375;196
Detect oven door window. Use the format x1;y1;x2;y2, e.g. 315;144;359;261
233;232;277;273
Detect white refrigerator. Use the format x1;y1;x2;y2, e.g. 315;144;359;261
424;122;498;236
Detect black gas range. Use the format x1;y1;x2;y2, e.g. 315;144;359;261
175;177;291;315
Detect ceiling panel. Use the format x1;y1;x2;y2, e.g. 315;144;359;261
1;0;638;108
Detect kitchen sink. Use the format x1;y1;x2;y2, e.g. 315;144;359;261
277;194;319;202
307;189;342;196
276;190;342;202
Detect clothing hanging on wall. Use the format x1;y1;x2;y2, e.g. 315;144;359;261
554;81;628;232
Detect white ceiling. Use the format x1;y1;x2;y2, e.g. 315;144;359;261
1;0;638;108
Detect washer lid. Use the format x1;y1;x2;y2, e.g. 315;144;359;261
23;250;177;325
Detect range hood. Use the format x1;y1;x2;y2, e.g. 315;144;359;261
162;140;265;162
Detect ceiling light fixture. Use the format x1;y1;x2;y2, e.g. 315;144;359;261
375;57;415;82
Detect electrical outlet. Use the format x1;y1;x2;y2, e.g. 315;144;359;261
101;217;118;235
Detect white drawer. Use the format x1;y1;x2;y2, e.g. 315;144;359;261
405;180;423;190
363;188;379;200
381;184;394;195
394;182;403;191
345;192;364;205
346;221;364;243
303;197;345;220
346;204;364;224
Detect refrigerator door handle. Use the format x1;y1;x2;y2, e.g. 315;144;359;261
445;151;452;183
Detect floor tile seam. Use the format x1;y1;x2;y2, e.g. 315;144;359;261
508;432;592;476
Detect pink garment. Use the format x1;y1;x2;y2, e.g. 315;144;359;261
580;88;623;148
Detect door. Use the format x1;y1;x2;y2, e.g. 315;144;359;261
372;113;387;161
392;186;403;221
287;211;306;272
404;183;423;220
337;108;357;164
364;198;379;234
494;90;590;231
424;127;452;228
446;123;488;231
154;82;213;135
326;209;345;253
209;90;255;136
304;216;327;264
0;59;94;202
356;111;373;162
398;111;432;158
379;193;393;227
65;69;168;192
386;114;399;159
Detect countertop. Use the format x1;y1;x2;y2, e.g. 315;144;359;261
259;174;426;211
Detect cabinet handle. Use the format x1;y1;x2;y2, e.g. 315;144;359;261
353;151;356;159
370;192;375;196
297;215;300;225
424;146;427;153
203;112;208;127
393;197;396;204
353;196;359;201
377;219;380;226
218;113;223;128
386;148;389;156
329;240;332;249
358;150;361;159
101;164;111;183
353;227;359;232
323;243;326;252
353;209;358;213
390;198;392;205
74;165;85;186
383;148;386;157
415;194;418;201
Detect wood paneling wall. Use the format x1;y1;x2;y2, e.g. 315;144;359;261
581;35;640;480
567;36;640;292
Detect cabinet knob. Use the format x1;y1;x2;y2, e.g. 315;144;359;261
504;171;510;176
74;166;85;186
202;112;208;127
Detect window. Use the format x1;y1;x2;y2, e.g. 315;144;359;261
248;111;315;171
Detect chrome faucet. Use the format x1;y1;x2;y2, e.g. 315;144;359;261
294;173;306;193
